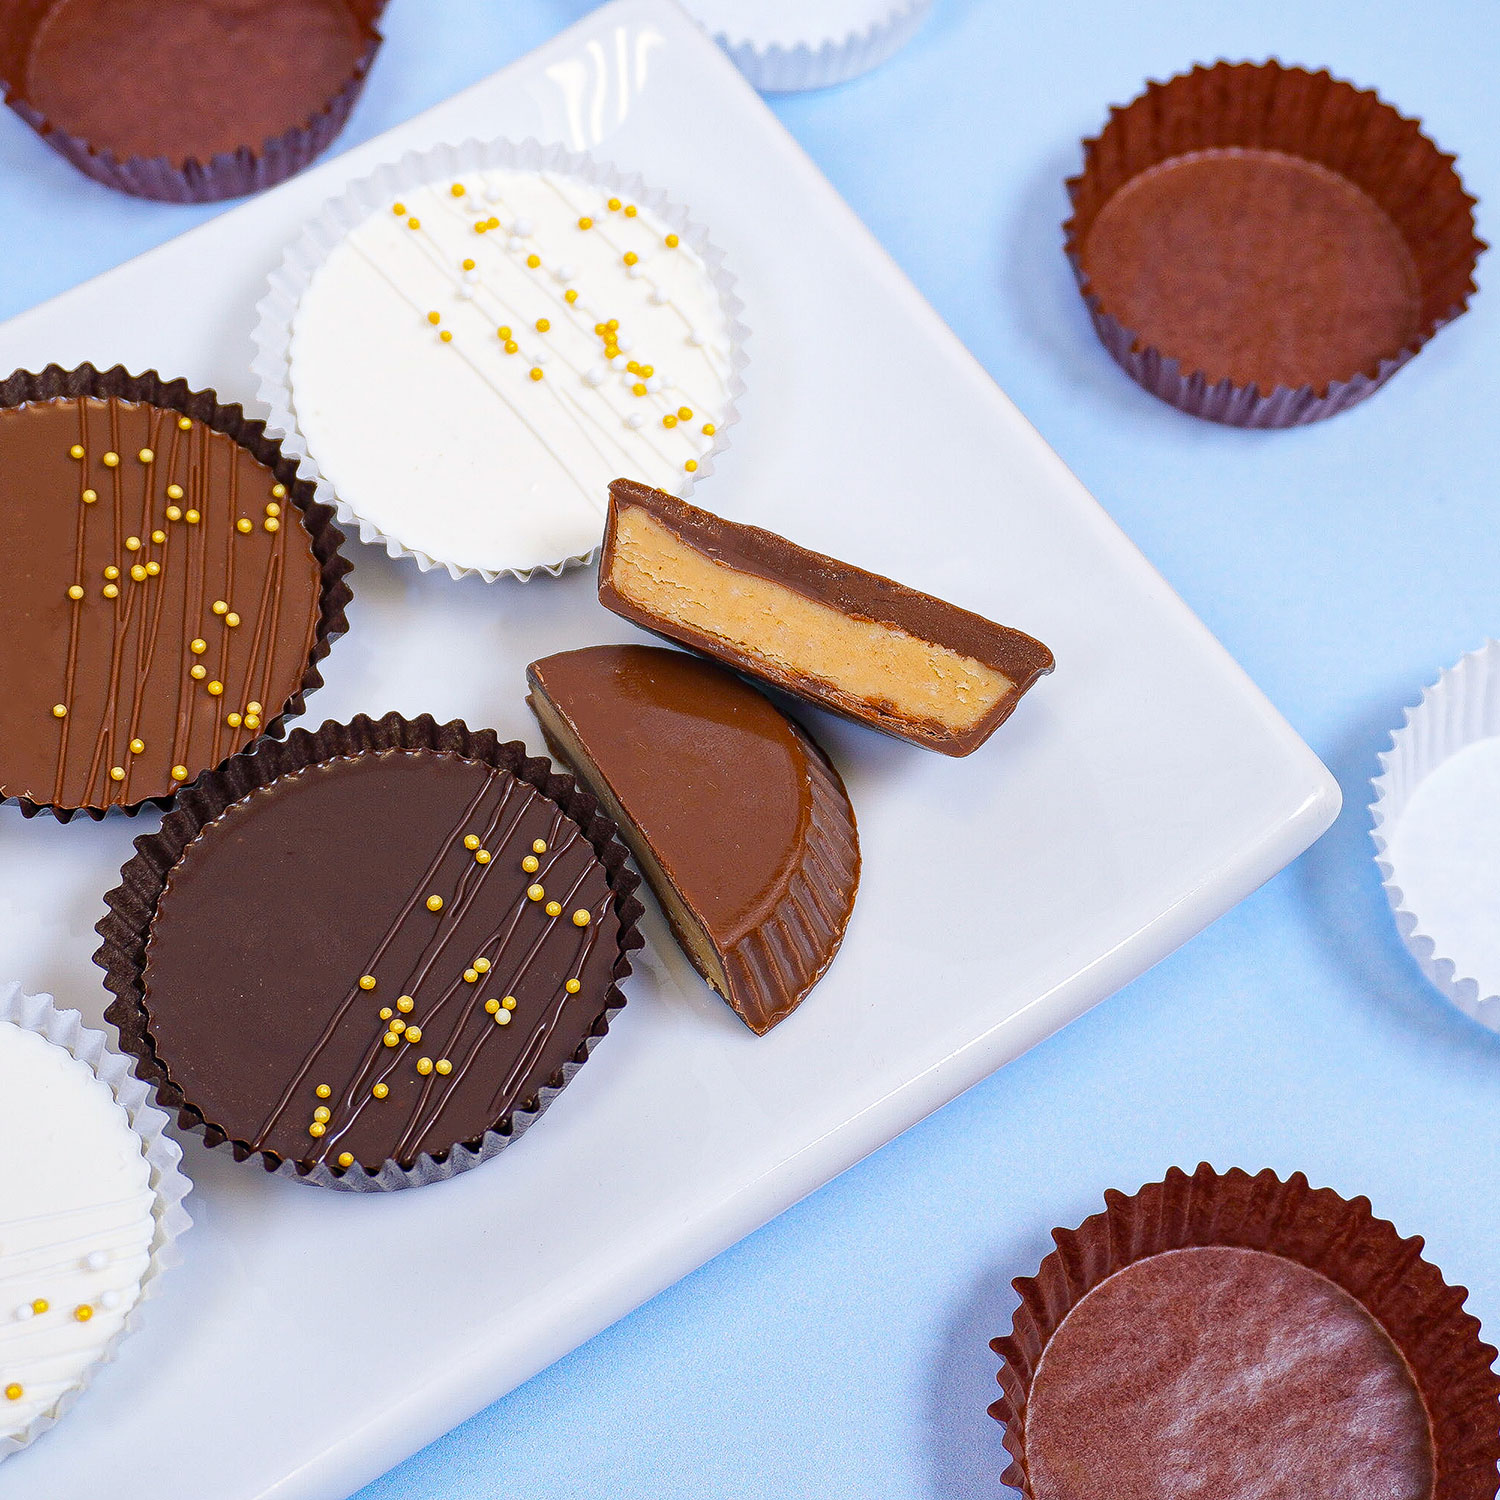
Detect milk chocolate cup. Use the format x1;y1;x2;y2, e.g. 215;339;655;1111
95;712;646;1192
990;1164;1500;1498
1;362;352;823
0;0;384;203
1065;62;1484;426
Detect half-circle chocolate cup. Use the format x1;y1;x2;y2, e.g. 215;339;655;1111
0;0;384;203
95;712;646;1193
0;362;352;823
1065;62;1484;427
990;1164;1500;1499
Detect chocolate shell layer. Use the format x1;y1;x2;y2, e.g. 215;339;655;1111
598;481;1053;756
139;746;626;1175
6;0;374;167
1;391;328;814
1022;1246;1432;1500
528;644;859;1034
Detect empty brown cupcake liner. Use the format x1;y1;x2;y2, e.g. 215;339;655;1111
95;711;646;1193
1065;61;1484;427
0;0;384;203
1;362;352;823
990;1164;1500;1497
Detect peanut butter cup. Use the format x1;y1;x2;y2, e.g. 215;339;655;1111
528;645;858;1034
0;364;348;820
599;481;1053;756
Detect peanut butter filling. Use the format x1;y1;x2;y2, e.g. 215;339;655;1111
608;505;1013;733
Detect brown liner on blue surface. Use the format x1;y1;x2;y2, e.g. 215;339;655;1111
1065;62;1484;427
0;362;352;822
95;711;646;1192
0;0;384;203
990;1164;1500;1498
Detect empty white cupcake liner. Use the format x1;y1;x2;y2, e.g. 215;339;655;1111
0;982;192;1461
250;136;749;584
687;0;934;92
1371;640;1500;1030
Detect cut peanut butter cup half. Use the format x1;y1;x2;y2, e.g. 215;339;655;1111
527;644;859;1035
598;480;1053;756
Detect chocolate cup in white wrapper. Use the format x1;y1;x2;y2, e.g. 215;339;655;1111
251;137;749;584
1371;641;1500;1031
683;0;934;92
0;982;192;1460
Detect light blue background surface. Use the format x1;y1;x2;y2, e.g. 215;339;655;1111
5;2;1500;1495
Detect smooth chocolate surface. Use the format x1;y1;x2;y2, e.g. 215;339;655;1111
17;0;370;165
598;481;1053;756
1;395;323;812
528;645;858;1034
1081;148;1421;394
1024;1245;1433;1500
142;748;622;1172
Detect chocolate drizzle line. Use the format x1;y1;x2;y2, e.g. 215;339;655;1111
96;713;644;1187
0;363;352;822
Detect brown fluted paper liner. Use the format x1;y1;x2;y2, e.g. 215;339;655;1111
0;362;352;822
0;0;384;203
1065;62;1484;426
990;1164;1500;1498
95;712;646;1192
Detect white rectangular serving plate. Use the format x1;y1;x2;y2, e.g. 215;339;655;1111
0;4;1339;1496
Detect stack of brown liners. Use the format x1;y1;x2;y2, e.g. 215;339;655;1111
0;363;350;822
598;479;1053;756
0;0;385;201
527;645;858;1035
1065;61;1485;427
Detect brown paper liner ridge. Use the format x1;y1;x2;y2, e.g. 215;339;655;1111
989;1164;1500;1498
0;0;385;202
94;711;646;1180
1;362;353;822
1064;61;1485;427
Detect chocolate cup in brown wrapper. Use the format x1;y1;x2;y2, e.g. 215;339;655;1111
0;0;384;203
1065;62;1484;427
990;1165;1500;1500
95;712;646;1193
1;362;352;823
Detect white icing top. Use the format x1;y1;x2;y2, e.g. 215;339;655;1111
683;0;915;47
289;169;736;576
0;1022;155;1439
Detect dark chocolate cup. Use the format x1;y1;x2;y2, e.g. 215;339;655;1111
991;1164;1500;1498
95;712;646;1192
0;0;384;203
1;362;352;823
1065;62;1484;426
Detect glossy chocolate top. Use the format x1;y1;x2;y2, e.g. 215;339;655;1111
0;395;323;812
1024;1245;1433;1500
527;645;813;946
15;0;372;165
142;748;622;1171
1081;149;1421;393
603;480;1055;686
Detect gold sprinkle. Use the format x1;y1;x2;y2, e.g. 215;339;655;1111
271;483;286;499
30;1300;48;1315
109;767;125;782
264;518;280;533
247;701;262;715
124;536;141;552
474;958;491;974
397;996;414;1013
207;681;223;697
484;999;500;1015
225;612;241;628
185;509;201;524
497;326;512;341
171;765;188;781
435;1059;452;1076
565;978;581;994
536;317;550;333
316;1084;332;1099
66;585;83;601
190;665;206;680
427;310;441;326
578;216;593;230
640;365;654;378
244;711;262;732
390;1018;406;1034
608;197;621;211
494;1010;511;1026
417;1057;434;1075
633;383;647;397
426;894;444;912
685;459;698;473
451;183;465;197
313;1106;331;1123
464;834;480;850
102;583;119;599
623;251;639;266
545;901;562;918
533;839;547;854
663;415;678;429
475;849;491;864
372;1083;389;1099
308;1122;326;1138
137;448;154;464
439;330;453;344
236;518;252;534
81;488;97;504
527;884;545;902
69;443;85;459
265;502;281;517
522;855;540;873
527;254;541;269
151;529;166;544
190;638;207;654
226;713;242;728
462;258;476;271
128;737;144;754
624;204;637;217
165;505;183;521
665;234;680;249
102;451;119;467
405;1026;422;1044
504;341;519;355
565;289;578;304
678;407;693;421
408;216;421;230
130;565;147;582
502;996;517;1011
379;1007;393;1021
337;1152;355;1168
572;909;592;927
51;703;67;719
529;368;544;382
359;975;376;991
178;416;192;430
212;600;228;615
103;565;119;580
702;423;716;436
464;968;479;984
393;201;406;215
383;1032;400;1048
4;1384;21;1402
74;1304;93;1322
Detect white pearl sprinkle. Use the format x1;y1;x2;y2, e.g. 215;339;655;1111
625;412;645;430
463;269;480;284
554;264;577;284
83;1250;108;1272
483;186;502;203
532;350;548;366
512;216;534;237
458;286;476;300
14;1303;33;1322
507;235;524;252
464;198;482;215
610;354;629;371
583;365;606;387
626;263;644;279
646;375;664;393
615;334;634;353
687;330;704;347
99;1289;122;1311
649;285;670;305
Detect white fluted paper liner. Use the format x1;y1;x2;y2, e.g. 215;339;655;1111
683;0;933;92
250;136;749;584
0;982;192;1460
1371;640;1500;1031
